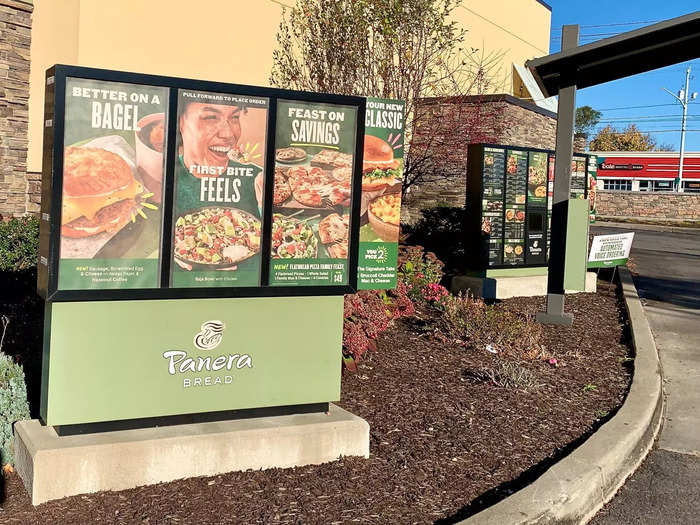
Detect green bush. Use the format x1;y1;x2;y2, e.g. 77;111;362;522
0;350;30;467
403;207;465;276
0;216;40;271
397;245;444;303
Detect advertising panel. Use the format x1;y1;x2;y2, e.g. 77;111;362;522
587;155;598;223
39;65;371;428
171;89;269;288
58;78;169;290
357;98;405;289
269;99;358;287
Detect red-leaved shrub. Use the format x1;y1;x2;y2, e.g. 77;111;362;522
342;282;414;367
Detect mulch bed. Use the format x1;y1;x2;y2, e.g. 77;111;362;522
0;283;632;524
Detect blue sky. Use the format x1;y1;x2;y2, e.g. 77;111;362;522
548;1;700;151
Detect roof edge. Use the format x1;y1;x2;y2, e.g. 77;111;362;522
535;0;552;12
418;93;557;119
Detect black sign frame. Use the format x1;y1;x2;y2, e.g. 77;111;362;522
38;65;366;302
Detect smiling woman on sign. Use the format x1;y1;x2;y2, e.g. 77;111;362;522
171;91;269;287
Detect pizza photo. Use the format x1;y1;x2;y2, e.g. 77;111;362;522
275;147;307;163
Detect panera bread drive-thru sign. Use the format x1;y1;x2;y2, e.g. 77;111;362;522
38;65;405;431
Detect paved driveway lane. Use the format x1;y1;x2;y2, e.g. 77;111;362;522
591;225;700;525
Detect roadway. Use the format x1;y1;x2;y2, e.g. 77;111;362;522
591;224;700;524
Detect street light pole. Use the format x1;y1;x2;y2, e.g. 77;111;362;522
663;66;697;193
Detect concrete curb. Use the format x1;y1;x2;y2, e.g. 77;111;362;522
460;266;663;525
595;221;700;234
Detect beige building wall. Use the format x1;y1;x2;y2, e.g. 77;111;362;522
26;0;550;175
27;0;293;173
455;0;552;94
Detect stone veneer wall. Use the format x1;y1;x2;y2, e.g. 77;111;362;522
0;0;33;218
596;190;700;220
404;95;559;221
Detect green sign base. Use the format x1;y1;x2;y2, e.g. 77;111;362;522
40;296;343;426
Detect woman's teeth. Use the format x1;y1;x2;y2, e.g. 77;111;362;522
209;146;230;153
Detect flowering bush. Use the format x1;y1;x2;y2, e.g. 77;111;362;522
421;283;450;309
397;245;444;303
342;283;414;368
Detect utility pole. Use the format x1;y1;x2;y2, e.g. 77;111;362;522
663;66;697;192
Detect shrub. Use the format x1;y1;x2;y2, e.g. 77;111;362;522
0;216;40;272
438;293;544;357
342;283;414;368
463;357;541;390
397;244;444;303
0;349;30;467
403;206;465;275
421;282;450;309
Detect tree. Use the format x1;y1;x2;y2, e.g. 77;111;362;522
589;124;663;151
270;0;505;197
575;106;601;136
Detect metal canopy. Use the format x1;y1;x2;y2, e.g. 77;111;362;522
527;11;700;96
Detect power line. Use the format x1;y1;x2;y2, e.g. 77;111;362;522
595;103;683;111
551;31;633;40
550;20;662;32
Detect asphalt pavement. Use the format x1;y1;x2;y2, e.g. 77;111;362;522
590;224;700;524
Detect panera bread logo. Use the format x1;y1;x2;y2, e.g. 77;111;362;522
194;320;225;350
162;320;253;388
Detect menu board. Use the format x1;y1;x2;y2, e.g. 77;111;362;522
570;156;587;199
481;147;505;266
527;151;547;206
171;89;269;288
504;149;527;265
357;98;405;289
58;78;169;290
269;100;358;286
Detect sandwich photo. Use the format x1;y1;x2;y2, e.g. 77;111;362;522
61;146;145;239
362;135;402;191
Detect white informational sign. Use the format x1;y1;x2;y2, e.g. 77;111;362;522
588;232;635;268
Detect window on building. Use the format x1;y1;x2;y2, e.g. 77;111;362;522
652;180;673;192
684;181;700;193
638;180;650;192
602;179;632;191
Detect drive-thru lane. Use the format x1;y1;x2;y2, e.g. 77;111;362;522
591;224;700;524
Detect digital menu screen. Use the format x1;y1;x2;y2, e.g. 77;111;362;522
269;100;358;286
527;151;547;206
481;147;506;266
170;89;269;288
58;78;169;290
504;149;527;265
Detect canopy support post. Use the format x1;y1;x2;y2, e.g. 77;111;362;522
537;24;579;326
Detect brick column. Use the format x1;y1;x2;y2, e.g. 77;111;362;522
573;133;587;154
0;0;33;218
